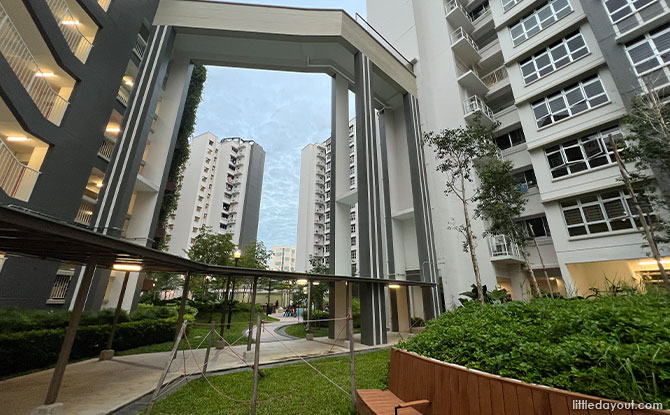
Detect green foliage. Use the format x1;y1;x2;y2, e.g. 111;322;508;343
148;349;390;415
237;240;271;269
458;284;511;305
399;293;670;407
155;64;207;251
0;316;189;377
187;226;235;266
300;310;330;328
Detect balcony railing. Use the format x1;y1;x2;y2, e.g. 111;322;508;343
450;27;479;51
470;3;491;23
75;196;96;226
445;0;472;21
98;0;112;12
487;235;522;259
117;85;130;106
481;66;508;88
0;140;41;201
0;4;69;125
98;134;116;160
132;35;147;60
45;0;93;62
49;273;71;300
463;95;495;120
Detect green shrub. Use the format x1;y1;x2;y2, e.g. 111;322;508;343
300;310;330;328
0;316;189;377
399;293;670;408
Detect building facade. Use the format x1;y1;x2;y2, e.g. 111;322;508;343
166;132;265;255
368;0;670;306
0;0;169;311
296;119;359;275
269;245;297;272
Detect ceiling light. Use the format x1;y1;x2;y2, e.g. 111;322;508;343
61;19;80;25
106;127;121;133
296;279;308;285
35;72;55;78
124;80;134;87
113;264;142;272
96;182;103;188
639;259;670;266
7;136;28;141
312;282;320;286
388;284;401;289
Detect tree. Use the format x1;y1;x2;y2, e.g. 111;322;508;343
237;240;271;269
620;93;670;293
423;116;499;304
187;226;235;299
308;256;330;311
475;157;542;298
151;272;183;300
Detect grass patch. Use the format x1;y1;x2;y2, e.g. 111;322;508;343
148;349;390;414
117;311;277;356
284;323;361;339
399;293;670;407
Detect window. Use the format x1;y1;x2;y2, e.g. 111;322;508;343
545;126;623;178
531;76;608;128
560;189;656;236
351;211;356;221
514;169;538;191
520;216;551;237
208;140;214;145
350;177;356;187
351;236;356;246
604;0;659;27
624;24;670;77
194;216;200;222
351;224;356;233
198;196;204;202
349;155;355;165
351;250;357;260
502;0;521;12
326;191;330;199
325;245;330;253
49;265;74;301
325;212;330;220
520;32;589;84
509;0;573;47
495;128;526;150
349;166;355;175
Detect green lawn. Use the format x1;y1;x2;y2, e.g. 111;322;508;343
284;323;361;339
117;311;278;356
148;349;390;414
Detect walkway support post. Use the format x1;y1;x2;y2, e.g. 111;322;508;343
101;271;131;358
250;313;262;415
347;282;356;411
247;276;258;351
227;277;236;329
175;271;191;339
147;320;187;414
203;323;214;373
306;280;313;340
216;276;232;349
44;256;98;405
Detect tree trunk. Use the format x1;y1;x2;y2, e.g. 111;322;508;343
462;177;485;304
520;247;541;298
610;135;670;293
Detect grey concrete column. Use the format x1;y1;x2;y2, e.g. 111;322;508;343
403;93;440;320
354;53;387;345
328;281;348;342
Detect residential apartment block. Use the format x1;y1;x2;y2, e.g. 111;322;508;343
368;0;670;305
167;132;265;255
296;119;359;275
269;246;297;272
0;0;167;311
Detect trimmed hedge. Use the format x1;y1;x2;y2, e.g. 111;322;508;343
0;317;184;377
399;293;670;408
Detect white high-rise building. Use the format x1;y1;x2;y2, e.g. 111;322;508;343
296;119;359;274
269;246;297;272
167;132;265;256
367;0;670;306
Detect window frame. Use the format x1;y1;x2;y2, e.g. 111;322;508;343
624;23;670;78
604;0;658;25
510;0;573;47
519;31;590;85
531;75;609;128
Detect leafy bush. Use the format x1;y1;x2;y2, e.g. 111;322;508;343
300;310;330;328
459;284;511;305
0;315;193;377
399;293;670;407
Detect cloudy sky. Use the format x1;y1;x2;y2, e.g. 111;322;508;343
192;0;366;250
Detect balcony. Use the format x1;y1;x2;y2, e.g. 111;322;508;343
98;134;116;161
487;235;524;263
482;66;510;99
445;0;474;32
0;140;41;201
457;66;488;96
463;96;495;125
450;27;480;66
0;5;70;125
117;85;130;106
45;0;93;62
75;196;96;226
132;34;147;60
98;0;112;12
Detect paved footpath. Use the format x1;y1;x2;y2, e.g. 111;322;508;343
0;313;405;415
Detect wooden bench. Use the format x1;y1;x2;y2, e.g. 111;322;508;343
356;389;430;415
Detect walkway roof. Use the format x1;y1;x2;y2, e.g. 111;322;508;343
0;205;433;286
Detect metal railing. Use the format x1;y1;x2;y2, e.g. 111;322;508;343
49;273;71;300
132;34;147;60
481;66;508;87
0;140;41;201
450;27;479;51
0;4;69;125
98;134;116;160
487;235;521;258
117;85;130;106
45;0;93;62
97;0;112;11
463;95;495;120
445;0;472;21
75;197;96;226
470;3;491;22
